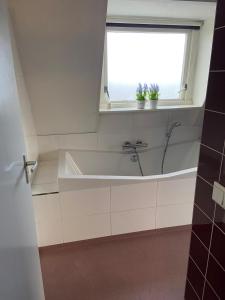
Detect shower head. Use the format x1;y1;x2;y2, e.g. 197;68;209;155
173;122;182;127
166;121;182;137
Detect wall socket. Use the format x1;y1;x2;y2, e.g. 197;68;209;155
212;182;225;210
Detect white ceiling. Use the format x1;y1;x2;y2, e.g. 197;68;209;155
107;0;216;20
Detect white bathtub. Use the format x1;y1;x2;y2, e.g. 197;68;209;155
33;140;199;247
58;140;199;191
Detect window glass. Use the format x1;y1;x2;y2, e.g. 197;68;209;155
107;31;187;101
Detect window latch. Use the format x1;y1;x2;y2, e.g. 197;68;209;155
178;83;188;94
104;86;110;99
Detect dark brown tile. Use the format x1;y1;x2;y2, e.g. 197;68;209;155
210;225;225;270
40;228;191;300
185;281;199;300
219;155;225;186
194;177;215;220
203;282;219;300
210;28;225;71
205;72;225;113
201;110;225;152
215;203;225;233
198;145;222;185
192;205;213;248
189;233;208;275
187;258;204;299
215;0;225;29
206;255;225;299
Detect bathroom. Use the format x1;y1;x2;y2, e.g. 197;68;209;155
0;0;225;299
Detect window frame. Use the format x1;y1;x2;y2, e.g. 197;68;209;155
100;24;200;110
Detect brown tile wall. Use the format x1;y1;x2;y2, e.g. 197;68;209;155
185;1;225;299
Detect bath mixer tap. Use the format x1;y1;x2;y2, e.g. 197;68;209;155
122;140;148;151
122;140;146;177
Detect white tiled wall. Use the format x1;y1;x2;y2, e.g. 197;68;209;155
33;176;196;247
111;208;156;235
33;194;63;246
38;109;203;157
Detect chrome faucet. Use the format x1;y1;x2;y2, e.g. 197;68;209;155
122;140;148;151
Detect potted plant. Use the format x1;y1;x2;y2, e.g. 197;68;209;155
149;83;159;109
136;83;148;109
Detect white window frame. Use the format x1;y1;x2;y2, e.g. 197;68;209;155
100;23;200;110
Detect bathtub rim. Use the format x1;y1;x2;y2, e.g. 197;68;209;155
58;150;197;181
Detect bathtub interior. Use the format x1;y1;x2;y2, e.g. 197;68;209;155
62;140;200;177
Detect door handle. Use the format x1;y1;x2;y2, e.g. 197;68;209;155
23;155;38;184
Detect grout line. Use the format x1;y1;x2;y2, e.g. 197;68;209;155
155;181;159;229
186;277;201;300
215;25;225;31
58;193;65;245
200;143;223;156
109;185;112;235
192;213;225;272
204;279;221;300
197;175;213;187
218;141;225;181
191;230;225;275
194;203;214;223
201;203;216;299
209;249;225;274
201;143;223;156
205;109;225;117
210;70;225;73
192;230;208;250
188;254;221;300
189;255;205;277
38;132;96;137
214;221;225;238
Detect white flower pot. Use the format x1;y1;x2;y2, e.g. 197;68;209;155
137;101;146;109
149;100;158;109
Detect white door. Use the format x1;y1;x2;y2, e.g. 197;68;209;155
0;1;45;299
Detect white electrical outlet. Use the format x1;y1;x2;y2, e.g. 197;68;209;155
212;182;225;209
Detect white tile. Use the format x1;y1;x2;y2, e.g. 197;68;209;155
169;125;202;144
133;111;169;129
37;135;58;155
32;183;59;195
131;127;166;149
170;108;204;127
58;133;98;150
60;187;110;217
111;208;156;235
111;182;157;212
97;133;133;151
98;114;133;133
157;177;196;206
33;193;61;223
35;218;63;247
156;203;194;229
62;214;111;243
33;160;58;185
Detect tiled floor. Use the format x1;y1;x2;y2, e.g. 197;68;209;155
40;227;191;300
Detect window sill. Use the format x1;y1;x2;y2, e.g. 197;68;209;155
99;104;203;114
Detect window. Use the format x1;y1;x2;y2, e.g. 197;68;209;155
101;23;199;109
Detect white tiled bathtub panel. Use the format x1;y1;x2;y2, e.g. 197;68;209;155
33;175;196;246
